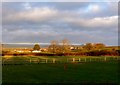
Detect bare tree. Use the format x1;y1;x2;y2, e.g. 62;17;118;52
48;40;58;53
48;39;71;53
61;39;71;53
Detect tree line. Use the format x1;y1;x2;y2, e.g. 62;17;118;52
2;39;120;56
47;39;119;56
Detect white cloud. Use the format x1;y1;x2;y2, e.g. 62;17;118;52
22;2;32;10
63;16;118;28
84;16;118;27
86;4;101;13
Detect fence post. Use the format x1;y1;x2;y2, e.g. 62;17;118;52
118;56;120;60
90;58;91;62
37;59;39;64
79;58;81;62
67;59;68;62
30;58;31;63
85;58;86;62
46;59;48;63
116;56;119;60
104;57;106;61
53;59;55;63
73;58;75;62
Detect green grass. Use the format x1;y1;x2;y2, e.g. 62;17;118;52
2;61;119;84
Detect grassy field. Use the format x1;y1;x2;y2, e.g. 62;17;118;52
2;56;119;84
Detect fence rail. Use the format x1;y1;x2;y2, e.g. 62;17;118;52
1;56;119;65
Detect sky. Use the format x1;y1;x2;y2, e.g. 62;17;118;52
2;1;118;46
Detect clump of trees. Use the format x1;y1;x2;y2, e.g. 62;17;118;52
33;44;40;50
83;43;105;51
61;39;71;53
48;39;71;53
83;43;93;51
48;40;119;56
48;40;59;53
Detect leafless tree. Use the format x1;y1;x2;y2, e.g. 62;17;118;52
61;39;71;53
49;40;58;53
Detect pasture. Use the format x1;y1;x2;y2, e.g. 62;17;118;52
2;56;120;84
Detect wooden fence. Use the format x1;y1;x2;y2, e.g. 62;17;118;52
2;56;120;65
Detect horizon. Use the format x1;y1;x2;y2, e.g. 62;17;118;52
1;42;119;46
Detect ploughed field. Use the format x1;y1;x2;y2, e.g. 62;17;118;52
2;56;120;84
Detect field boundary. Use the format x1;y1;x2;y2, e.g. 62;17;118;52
2;56;120;65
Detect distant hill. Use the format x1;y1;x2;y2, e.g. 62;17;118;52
2;43;49;49
1;43;120;50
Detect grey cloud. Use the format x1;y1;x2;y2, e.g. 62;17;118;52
3;2;118;24
2;2;118;45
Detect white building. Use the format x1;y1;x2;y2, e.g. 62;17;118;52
32;50;41;53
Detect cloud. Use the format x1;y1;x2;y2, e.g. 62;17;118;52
3;7;58;24
22;2;32;10
86;4;101;13
2;2;118;45
62;15;118;30
2;0;119;2
3;2;117;24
